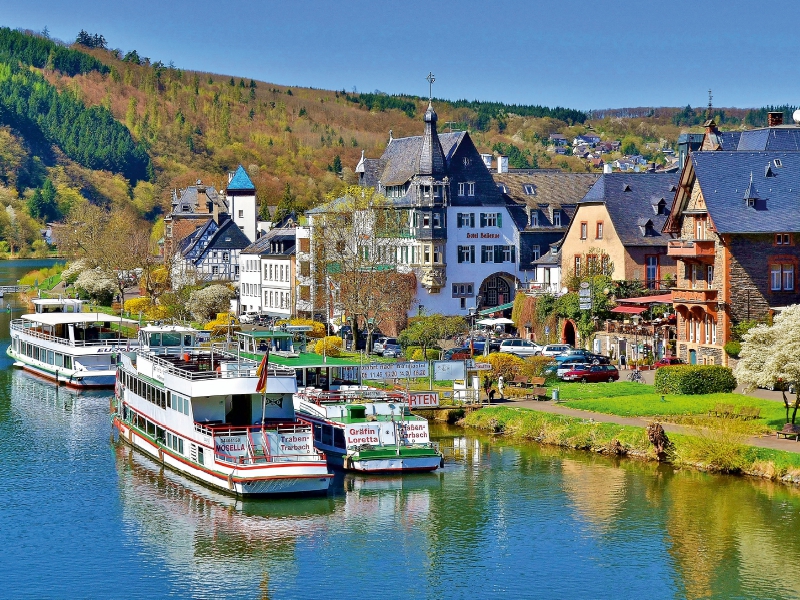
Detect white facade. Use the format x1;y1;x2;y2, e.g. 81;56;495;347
239;254;262;314
227;190;258;243
261;257;293;317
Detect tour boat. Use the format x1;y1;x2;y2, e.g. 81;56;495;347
7;298;137;388
112;326;332;497
294;387;443;473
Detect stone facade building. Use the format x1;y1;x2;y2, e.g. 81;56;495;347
663;150;800;365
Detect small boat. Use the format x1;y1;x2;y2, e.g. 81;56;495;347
294;387;443;473
112;325;332;497
7;298;137;388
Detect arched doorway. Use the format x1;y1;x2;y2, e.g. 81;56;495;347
478;272;519;311
562;320;577;347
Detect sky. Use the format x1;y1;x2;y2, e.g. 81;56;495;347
1;0;798;111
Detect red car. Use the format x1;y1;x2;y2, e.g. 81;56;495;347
562;364;620;383
654;357;685;368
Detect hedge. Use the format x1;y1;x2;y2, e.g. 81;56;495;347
411;349;440;360
654;365;737;395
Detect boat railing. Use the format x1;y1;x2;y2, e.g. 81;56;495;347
214;450;321;465
140;346;295;381
194;421;311;437
11;319;136;348
296;388;410;405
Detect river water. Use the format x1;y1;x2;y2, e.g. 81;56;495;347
2;260;800;599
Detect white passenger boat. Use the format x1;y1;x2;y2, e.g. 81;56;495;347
294;388;443;473
7;298;137;388
112;326;332;497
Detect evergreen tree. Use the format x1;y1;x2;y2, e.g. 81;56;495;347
272;183;296;223
229;77;235;87
249;79;256;88
332;155;342;174
27;178;60;222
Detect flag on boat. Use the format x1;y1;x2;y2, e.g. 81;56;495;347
256;348;270;393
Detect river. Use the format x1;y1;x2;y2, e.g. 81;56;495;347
1;260;799;599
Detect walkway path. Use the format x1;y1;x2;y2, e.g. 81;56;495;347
493;398;800;453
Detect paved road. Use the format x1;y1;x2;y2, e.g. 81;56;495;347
493;397;800;453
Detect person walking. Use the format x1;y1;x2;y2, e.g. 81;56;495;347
498;375;504;399
620;354;626;370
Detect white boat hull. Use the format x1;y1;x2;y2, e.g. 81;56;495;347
328;451;443;473
7;348;116;388
114;419;332;496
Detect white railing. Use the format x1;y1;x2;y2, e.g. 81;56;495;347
11;319;136;348
139;347;295;381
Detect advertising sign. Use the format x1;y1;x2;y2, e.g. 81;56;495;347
275;431;313;456
398;420;430;444
471;362;492;371
360;362;429;380
345;423;397;447
409;392;440;409
433;360;465;381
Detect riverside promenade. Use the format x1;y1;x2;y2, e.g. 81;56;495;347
494;368;800;453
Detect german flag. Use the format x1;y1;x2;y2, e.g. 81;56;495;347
256;348;270;394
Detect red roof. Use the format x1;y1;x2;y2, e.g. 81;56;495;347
611;306;648;314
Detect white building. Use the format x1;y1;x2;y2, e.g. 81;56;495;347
238;227;296;317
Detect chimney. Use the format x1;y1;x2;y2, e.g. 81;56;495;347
603;164;613;174
497;156;508;174
228;171;234;184
768;111;784;127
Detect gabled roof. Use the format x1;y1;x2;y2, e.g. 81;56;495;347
494;172;600;224
242;226;296;256
377;131;466;186
683;151;800;234
227;165;255;191
180;217;251;263
579;172;678;246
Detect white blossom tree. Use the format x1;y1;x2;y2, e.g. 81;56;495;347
735;305;800;424
74;267;117;304
188;284;235;322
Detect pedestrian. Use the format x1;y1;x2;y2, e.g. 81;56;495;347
482;374;491;399
498;375;504;399
620;354;626;370
488;388;496;402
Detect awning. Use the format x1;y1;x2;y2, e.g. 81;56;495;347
476;318;497;325
479;301;514;316
615;293;673;305
493;317;516;325
611;306;648;315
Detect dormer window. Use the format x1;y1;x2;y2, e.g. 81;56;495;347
638;218;653;236
497;184;507;193
523;184;535;195
746;198;756;208
651;198;666;215
553;211;562;227
530;211;538;228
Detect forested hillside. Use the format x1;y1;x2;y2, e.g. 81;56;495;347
0;26;780;255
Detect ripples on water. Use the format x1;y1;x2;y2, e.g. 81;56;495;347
0;264;800;598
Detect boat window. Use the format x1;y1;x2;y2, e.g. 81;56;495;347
64;356;72;370
197;446;204;465
333;428;345;449
313;424;321;442
162;332;181;347
184;335;193;347
149;333;161;346
47;350;55;365
321;425;333;446
55;353;63;367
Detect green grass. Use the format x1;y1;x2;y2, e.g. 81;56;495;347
558;381;787;430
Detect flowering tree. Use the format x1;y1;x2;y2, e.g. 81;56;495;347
188;284;235;322
74;267;116;304
735;305;800;424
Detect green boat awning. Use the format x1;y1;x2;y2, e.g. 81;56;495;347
479;301;514;316
241;350;361;369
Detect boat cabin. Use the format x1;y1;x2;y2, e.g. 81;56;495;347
33;298;84;313
138;325;198;354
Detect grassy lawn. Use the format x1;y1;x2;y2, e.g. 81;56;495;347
559;381;788;431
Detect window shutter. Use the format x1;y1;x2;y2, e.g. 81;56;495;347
494;245;502;263
481;246;487;263
497;213;502;227
457;213;462;228
470;214;475;227
511;246;516;263
480;213;487;228
457;247;463;263
470;246;475;263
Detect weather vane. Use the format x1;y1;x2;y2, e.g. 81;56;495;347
426;72;435;101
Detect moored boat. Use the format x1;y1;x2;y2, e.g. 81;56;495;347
294;387;443;473
112;326;332;496
7;298;137;388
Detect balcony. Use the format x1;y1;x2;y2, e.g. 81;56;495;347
672;287;718;305
667;239;716;260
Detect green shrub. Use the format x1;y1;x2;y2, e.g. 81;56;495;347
724;341;741;358
411;348;439;360
522;355;557;378
405;345;421;359
654;365;737;395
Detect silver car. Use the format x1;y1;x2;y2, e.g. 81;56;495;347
541;344;572;357
498;339;542;357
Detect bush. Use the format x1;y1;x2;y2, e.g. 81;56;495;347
405;345;421;359
411;348;439;360
477;353;526;381
188;285;235;321
654;365;737;395
724;341;741;358
522;356;557;379
314;336;343;357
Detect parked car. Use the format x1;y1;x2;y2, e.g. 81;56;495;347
464;336;486;353
499;339;542;357
443;347;473;360
654;357;685;368
373;336;398;355
239;312;258;324
382;343;403;358
541;344;572;357
562;364;620;383
487;338;503;353
557;360;590;379
555;349;609;364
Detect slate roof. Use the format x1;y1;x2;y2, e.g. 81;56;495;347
171;184;226;215
690;151;800;233
580;172;679;246
180;217;252;263
370;132;466;186
227;165;255;191
242;226;296;256
532;244;561;266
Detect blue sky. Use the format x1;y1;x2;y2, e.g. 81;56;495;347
1;0;797;111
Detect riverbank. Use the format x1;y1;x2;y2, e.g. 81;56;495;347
464;405;800;487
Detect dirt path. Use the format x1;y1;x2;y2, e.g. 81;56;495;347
493;398;800;453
